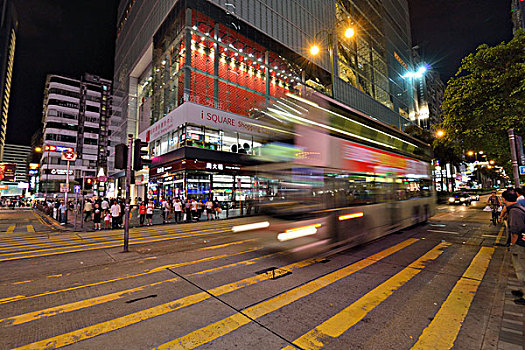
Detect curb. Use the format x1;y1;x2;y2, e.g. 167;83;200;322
33;210;71;231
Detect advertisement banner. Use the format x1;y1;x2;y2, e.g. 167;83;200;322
0;163;16;181
340;140;429;177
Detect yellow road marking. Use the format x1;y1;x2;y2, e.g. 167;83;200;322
282;242;451;350
26;225;35;233
0;229;231;262
495;225;505;245
0;277;178;326
1;250;280;326
0;221;235;250
197;239;256;250
410;246;494;350
32;211;47;226
154;239;419;350
11;280;31;285
6;225;15;233
0;247;258;305
47;274;62;278
10;246;334;350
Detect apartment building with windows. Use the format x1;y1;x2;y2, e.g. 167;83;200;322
40;74;113;195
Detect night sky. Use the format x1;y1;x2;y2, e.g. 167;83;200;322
6;0;514;146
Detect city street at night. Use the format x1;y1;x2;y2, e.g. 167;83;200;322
0;199;523;349
0;1;523;349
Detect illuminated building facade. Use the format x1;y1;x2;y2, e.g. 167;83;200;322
113;0;418;201
0;0;17;160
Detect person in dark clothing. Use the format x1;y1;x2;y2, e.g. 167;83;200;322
502;189;525;305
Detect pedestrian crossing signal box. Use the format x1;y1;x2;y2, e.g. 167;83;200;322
133;139;152;171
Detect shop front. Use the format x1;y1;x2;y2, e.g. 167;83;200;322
149;148;263;209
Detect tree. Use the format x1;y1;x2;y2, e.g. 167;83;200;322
440;30;525;173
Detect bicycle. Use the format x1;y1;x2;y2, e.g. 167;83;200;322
490;205;499;226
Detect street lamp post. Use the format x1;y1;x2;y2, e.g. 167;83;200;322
309;23;355;97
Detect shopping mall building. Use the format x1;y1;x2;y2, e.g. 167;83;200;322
112;0;418;202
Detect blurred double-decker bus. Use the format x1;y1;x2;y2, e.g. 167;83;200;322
235;91;435;252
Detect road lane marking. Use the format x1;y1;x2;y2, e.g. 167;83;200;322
197;239;256;250
0;222;235;250
482;235;499;238
0;247;259;304
410;246;494;350
9;243;341;350
281;242;451;350
0;229;232;262
427;230;459;235
26;225;35;232
6;225;15;233
0;250;282;326
153;239;420;350
495;225;505;245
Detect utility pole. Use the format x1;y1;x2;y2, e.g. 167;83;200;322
123;134;133;252
508;129;521;188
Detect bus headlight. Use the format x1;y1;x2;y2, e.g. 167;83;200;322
277;223;321;241
448;197;455;202
460;197;465;202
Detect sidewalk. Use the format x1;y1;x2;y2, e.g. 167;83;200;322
40;206;251;231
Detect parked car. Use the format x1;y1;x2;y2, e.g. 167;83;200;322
448;192;472;205
467;192;480;201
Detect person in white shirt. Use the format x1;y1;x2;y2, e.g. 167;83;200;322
173;198;182;223
162;197;171;223
101;198;109;211
191;199;198;221
110;201;121;229
146;201;154;226
206;198;214;220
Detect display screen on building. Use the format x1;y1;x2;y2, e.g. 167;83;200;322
0;163;16;181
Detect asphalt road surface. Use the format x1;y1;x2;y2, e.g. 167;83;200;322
0;200;523;349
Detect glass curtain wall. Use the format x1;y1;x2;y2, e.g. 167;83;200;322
335;0;409;117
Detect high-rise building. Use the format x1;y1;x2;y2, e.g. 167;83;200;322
411;47;444;129
0;0;18;159
113;0;418;199
1;143;30;182
40;74;113;195
512;0;525;34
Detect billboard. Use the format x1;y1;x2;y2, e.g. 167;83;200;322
0;163;16;181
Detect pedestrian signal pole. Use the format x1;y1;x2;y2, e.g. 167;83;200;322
123;134;133;252
508;129;521;188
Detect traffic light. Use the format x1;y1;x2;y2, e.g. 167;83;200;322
133;139;152;171
85;177;93;190
115;143;128;170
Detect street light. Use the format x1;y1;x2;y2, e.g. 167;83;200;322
489;160;495;165
436;130;445;138
34;146;42;153
403;66;428;79
467;151;475;157
308;24;356;96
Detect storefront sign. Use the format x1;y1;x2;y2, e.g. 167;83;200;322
45;169;74;175
205;162;224;170
140;102;280;143
156;166;172;174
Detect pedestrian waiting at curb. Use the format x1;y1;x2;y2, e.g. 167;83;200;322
501;189;525;306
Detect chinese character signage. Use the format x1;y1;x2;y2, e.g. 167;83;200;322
0;163;16;181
